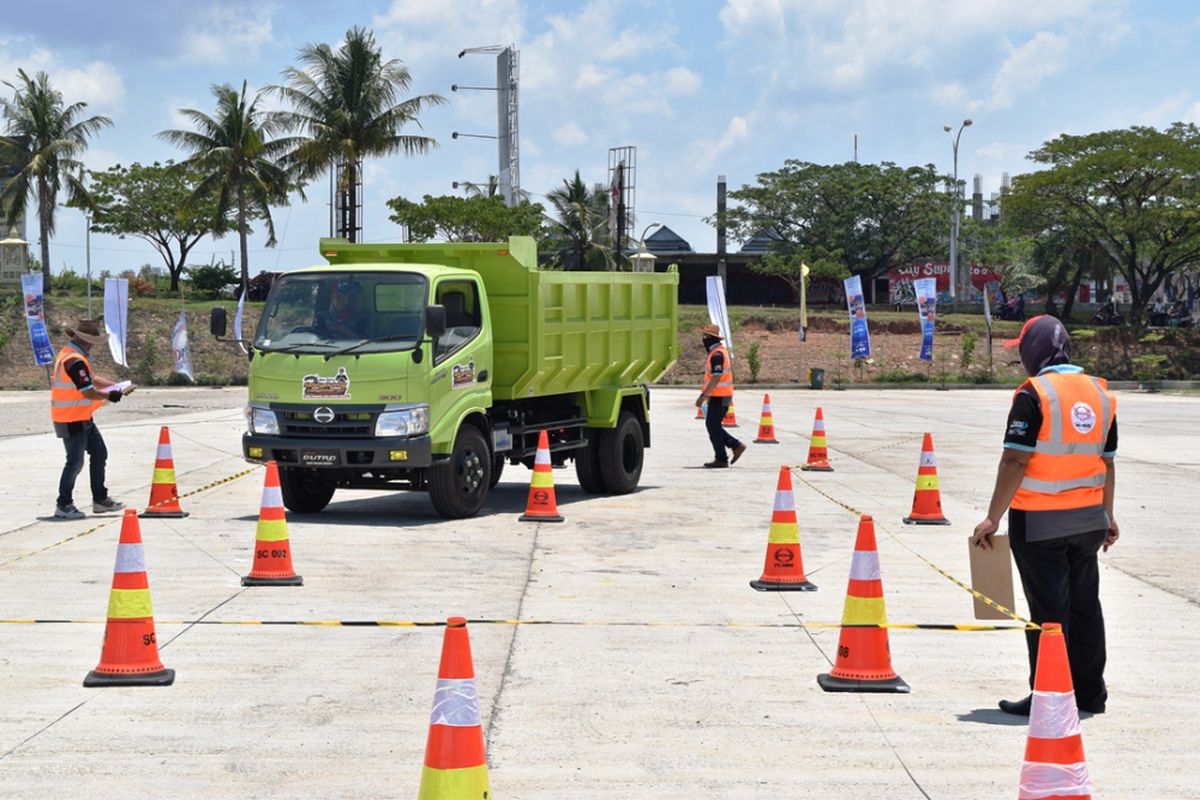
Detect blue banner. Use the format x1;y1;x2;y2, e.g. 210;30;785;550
914;277;937;362
843;275;871;359
20;273;55;366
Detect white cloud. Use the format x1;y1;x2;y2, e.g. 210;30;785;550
575;64;608;91
934;82;968;106
664;67;701;96
690;115;749;171
974;141;1025;161
179;5;274;65
552;122;589;147
975;32;1070;111
0;41;125;114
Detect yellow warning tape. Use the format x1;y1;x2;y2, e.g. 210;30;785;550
838;433;925;459
0;467;260;569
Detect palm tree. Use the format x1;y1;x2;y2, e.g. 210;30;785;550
0;69;112;289
546;171;615;270
158;82;293;288
272;26;446;242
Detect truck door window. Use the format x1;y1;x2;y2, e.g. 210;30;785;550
434;280;482;363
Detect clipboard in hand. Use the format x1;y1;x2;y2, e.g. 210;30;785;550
968;534;1016;621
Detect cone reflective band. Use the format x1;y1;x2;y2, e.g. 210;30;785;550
84;510;174;687
722;401;739;428
800;407;833;471
519;430;564;522
242;461;303;586
817;515;909;693
750;466;816;591
418;617;491;799
140;426;188;518
1018;623;1092;800
754;394;779;444
903;432;950;525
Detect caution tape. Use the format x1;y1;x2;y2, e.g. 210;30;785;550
0;466;260;569
0;617;1035;631
789;469;1037;629
837;433;925;459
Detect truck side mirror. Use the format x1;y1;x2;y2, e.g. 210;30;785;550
425;305;447;338
210;306;228;338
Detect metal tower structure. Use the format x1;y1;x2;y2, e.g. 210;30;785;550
454;45;520;206
332;159;363;241
608;146;636;259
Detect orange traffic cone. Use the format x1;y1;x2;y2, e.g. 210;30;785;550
519;430;564;522
750;466;816;591
799;407;833;471
84;510;174;687
418;617;491;799
140;426;188;518
753;394;779;444
722;401;739;427
695;388;705;419
242;461;303;586
903;433;950;525
817;515;909;693
1018;623;1093;800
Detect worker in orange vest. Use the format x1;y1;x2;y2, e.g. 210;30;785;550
51;320;135;520
972;315;1117;716
695;323;746;468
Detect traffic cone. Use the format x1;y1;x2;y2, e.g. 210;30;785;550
695;388;705;419
1017;623;1093;800
242;461;303;586
799;407;833;471
722;401;739;427
754;394;779;444
750;466;816;591
903;433;950;525
84;510;174;687
418;617;491;799
817;515;909;693
140;426;188;518
519;430;564;522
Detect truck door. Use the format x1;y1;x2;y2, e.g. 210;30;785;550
429;278;492;448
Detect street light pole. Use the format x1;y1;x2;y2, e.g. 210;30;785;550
633;221;662;272
944;118;972;311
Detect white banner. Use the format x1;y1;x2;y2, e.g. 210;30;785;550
234;291;245;341
705;275;733;358
172;311;195;382
103;278;129;366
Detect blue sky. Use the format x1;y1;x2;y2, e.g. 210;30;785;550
3;0;1199;276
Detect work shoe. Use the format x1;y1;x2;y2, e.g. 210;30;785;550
92;497;126;514
998;695;1032;716
703;460;730;468
54;504;85;520
731;444;747;464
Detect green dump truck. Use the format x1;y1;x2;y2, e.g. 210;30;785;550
212;236;679;519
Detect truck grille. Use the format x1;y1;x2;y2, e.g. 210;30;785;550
280;409;375;438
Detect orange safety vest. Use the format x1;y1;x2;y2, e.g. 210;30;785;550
1011;370;1115;512
50;343;103;424
704;344;734;398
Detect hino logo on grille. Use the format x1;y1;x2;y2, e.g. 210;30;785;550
313;406;336;424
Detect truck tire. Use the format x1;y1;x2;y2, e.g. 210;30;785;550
489;454;505;489
598;411;644;495
574;429;606;494
430;425;491;519
278;468;335;514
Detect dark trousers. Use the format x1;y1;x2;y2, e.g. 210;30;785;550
1009;525;1108;707
57;423;108;508
704;396;741;462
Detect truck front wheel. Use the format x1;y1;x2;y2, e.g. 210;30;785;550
278;467;335;514
598;411;644;494
430;425;491;519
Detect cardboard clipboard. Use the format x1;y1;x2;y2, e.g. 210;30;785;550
968;534;1016;621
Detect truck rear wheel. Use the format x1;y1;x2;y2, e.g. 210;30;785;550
278;468;335;514
430;425;491;519
575;429;606;494
598;411;643;495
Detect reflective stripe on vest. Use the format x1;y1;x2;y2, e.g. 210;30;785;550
50;344;99;423
704;345;734;398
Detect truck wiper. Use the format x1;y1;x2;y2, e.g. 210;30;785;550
325;334;416;358
262;342;340;354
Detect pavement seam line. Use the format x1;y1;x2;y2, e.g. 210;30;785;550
159;518;243;577
0;700;93;762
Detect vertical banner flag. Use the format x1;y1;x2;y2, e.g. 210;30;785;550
103;277;129;367
172;311;195;382
914;277;937;362
20;273;55;365
706;275;734;358
843;274;871;359
234;290;245;341
799;261;811;342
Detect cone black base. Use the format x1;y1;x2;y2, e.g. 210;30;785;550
241;574;304;586
754;439;779;444
800;464;833;472
84;668;175;688
817;673;910;693
903;516;950;525
139;510;189;519
750;579;817;592
519;513;564;523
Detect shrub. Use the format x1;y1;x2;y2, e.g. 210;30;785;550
876;369;929;383
186;262;238;299
960;331;978;374
746;342;762;383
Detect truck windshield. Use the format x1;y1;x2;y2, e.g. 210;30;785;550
256;272;427;354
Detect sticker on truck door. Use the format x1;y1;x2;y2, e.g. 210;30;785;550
451;358;476;389
302;367;351;399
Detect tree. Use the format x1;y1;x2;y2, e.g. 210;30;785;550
186;259;238;299
386;194;546;243
158;82;292;288
1004;124;1200;324
545;171;614;270
750;245;847;304
272;26;445;243
0;69;112;289
87;161;228;292
725;161;953;279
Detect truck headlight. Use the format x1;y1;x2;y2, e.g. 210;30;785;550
246;405;279;435
375;405;429;437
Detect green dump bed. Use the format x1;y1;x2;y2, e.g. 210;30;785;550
319;236;679;402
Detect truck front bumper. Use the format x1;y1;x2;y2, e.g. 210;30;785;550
242;433;434;469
